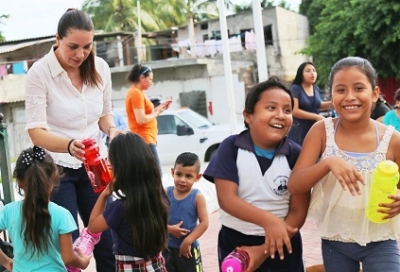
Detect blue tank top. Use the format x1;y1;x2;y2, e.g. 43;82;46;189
167;186;200;248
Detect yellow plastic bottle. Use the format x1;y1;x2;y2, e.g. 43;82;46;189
366;160;399;224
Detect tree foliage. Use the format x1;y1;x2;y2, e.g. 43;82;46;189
0;14;9;42
81;0;186;33
233;0;291;13
301;0;400;86
81;0;228;33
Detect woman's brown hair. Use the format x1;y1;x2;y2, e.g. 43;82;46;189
57;8;102;87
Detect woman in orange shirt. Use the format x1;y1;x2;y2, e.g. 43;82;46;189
125;64;171;173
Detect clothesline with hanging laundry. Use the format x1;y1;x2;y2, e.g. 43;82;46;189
171;30;257;58
0;60;28;79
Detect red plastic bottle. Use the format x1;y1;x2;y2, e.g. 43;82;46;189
82;138;112;193
221;249;250;272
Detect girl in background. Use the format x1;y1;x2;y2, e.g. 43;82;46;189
0;146;91;271
88;132;169;271
382;88;400;131
204;78;310;271
288;62;332;145
288;57;400;271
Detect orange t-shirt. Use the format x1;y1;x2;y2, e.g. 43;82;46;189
125;86;157;144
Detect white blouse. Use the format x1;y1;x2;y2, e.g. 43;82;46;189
25;46;112;169
308;118;400;246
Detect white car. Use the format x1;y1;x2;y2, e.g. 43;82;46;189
156;108;236;165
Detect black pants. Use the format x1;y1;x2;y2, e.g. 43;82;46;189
218;226;305;272
162;246;203;272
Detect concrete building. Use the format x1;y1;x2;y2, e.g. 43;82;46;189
0;6;311;158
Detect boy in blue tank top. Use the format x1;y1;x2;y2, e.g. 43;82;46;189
162;152;209;272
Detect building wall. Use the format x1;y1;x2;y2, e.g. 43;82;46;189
1;102;30;159
172;7;311;82
275;7;312;81
110;59;251;125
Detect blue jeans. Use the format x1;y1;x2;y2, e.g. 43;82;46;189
322;239;400;272
149;143;162;175
51;166;115;272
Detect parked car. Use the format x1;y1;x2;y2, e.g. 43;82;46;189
156;108;236;165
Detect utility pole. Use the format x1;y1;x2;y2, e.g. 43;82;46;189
252;0;269;81
136;0;143;63
217;0;237;133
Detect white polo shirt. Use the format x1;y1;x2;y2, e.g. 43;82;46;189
25;46;112;168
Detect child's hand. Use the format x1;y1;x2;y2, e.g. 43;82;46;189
100;183;114;198
379;193;400;220
263;215;297;260
179;239;192;259
76;248;92;269
237;245;267;272
169;221;190;238
327;157;365;195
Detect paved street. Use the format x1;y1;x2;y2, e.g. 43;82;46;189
196;211;324;271
4;163;400;271
85;209;323;271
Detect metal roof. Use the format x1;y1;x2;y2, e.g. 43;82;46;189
0;32;136;55
0;38;55;55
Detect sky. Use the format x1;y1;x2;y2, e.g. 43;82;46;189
0;0;301;41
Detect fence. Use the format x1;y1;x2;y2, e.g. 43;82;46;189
0;113;15;204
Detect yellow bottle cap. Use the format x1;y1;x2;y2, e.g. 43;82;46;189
377;160;399;177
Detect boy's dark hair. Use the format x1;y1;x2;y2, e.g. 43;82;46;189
108;132;169;258
174;152;201;173
244;77;294;129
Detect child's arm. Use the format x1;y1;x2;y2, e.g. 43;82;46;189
59;233;91;269
288;121;364;195
88;184;113;233
285;192;311;232
236;192;311;271
216;178;296;260
0;248;12;271
179;193;209;258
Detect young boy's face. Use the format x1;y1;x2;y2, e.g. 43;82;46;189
171;163;202;194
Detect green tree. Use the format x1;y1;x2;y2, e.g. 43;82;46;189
233;0;291;13
301;0;400;87
81;0;232;58
298;0;325;35
82;0;184;33
0;14;9;42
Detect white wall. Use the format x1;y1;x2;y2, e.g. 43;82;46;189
113;73;245;126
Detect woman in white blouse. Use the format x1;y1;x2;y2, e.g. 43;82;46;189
25;9;119;271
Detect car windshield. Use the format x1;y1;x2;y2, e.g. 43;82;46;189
178;110;213;129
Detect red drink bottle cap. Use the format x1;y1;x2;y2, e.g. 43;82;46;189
82;138;95;147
